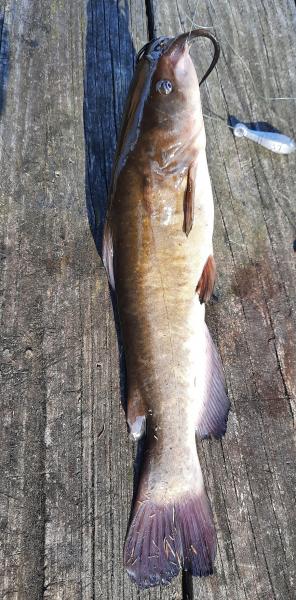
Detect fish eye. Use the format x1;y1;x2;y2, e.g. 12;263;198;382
156;79;173;95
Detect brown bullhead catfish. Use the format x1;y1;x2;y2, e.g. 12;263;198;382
103;29;230;588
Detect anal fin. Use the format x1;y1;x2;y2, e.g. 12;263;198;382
196;255;216;303
196;324;230;439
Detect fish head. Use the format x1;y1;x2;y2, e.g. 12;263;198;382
140;33;203;123
112;30;219;180
135;30;219;147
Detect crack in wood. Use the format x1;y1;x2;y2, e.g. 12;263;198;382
145;0;156;40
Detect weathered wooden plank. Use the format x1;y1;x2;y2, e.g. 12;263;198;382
0;1;183;599
1;0;295;598
0;2;50;597
151;0;296;599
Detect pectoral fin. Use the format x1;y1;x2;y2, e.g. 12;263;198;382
102;220;115;290
196;255;216;303
183;162;197;236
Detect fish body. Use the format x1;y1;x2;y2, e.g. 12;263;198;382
103;31;229;588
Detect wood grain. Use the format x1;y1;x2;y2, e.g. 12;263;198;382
0;1;182;598
0;0;295;599
151;1;296;598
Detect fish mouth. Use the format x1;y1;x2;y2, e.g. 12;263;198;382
136;37;171;63
137;29;220;86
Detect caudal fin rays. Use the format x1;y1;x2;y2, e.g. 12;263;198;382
124;490;216;588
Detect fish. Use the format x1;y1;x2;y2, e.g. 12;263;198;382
103;29;230;588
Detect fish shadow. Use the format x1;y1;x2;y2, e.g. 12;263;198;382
0;14;10;116
83;0;145;509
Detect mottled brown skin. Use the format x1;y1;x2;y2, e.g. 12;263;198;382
104;33;229;587
107;39;212;472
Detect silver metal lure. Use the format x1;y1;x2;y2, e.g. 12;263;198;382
233;122;296;154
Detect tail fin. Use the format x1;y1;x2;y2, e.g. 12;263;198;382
123;323;228;588
124;476;216;588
